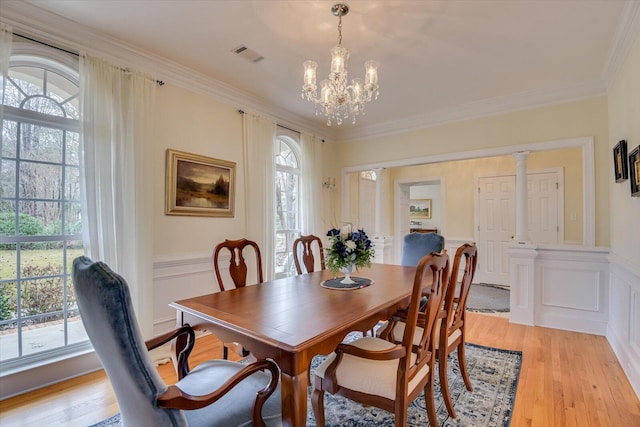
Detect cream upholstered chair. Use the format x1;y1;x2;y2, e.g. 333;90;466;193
72;256;282;427
213;238;263;359
311;251;450;427
381;243;478;418
292;234;325;274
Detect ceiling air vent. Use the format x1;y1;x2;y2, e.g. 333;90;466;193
232;45;264;63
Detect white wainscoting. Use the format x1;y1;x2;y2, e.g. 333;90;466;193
606;254;640;398
444;237;477;280
508;244;610;334
153;252;219;335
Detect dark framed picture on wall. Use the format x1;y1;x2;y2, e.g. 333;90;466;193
613;140;628;182
165;149;236;217
629;145;640;197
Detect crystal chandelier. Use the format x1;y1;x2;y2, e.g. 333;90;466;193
301;3;379;126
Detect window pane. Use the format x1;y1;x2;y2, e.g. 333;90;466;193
0;320;19;361
65;132;80;166
64;203;82;234
21;314;64;357
65;167;80;201
1;120;17;158
20;124;63;163
23;96;65;117
19;201;59;237
1;159;17;199
20;275;64;318
67;309;87;345
19;162;62;200
46;71;79;120
9;67;44;97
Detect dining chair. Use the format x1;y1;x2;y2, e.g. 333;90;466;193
380;243;478;418
400;232;445;267
72;256;282;427
213;238;264;359
293;234;325;274
311;251;450;427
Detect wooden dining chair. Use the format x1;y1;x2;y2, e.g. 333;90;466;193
293;234;325;274
380;243;478;419
213;238;264;359
436;242;478;417
311;251;450;427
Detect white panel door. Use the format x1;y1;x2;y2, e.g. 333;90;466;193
396;184;411;264
527;172;559;244
477;176;515;285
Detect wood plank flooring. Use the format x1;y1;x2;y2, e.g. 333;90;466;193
1;312;639;426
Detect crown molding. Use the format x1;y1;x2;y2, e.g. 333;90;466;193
2;1;636;144
0;1;334;140
334;80;607;143
601;1;640;89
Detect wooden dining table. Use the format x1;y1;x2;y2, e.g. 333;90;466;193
169;263;418;427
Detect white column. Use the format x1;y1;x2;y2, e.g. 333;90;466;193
373;168;385;237
513;151;530;243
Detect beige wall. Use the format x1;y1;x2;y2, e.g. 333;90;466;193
327;97;610;246
608;33;640;270
386;147;583;242
152;85;248;257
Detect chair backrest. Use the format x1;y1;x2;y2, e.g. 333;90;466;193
442;243;478;330
401;251;449;378
72;256;187;427
213;238;264;291
292;234;325;274
400;232;445;266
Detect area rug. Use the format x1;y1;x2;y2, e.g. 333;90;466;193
466;283;510;313
90;339;522;427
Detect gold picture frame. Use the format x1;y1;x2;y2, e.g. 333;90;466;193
613;140;628;182
165;149;235;217
630;145;640;197
409;198;432;219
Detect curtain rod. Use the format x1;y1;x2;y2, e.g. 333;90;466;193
238;110;312;137
14;32;165;86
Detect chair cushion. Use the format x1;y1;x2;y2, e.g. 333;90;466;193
401;233;445;267
389;320;462;349
180;359;282;427
314;337;429;400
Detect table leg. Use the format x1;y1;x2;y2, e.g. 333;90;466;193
280;368;310;427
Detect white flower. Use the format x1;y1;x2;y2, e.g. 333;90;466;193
345;240;357;251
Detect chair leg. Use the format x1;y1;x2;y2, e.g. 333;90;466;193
424;378;439;427
395;401;408;427
458;341;473;391
311;388;326;427
438;349;456;418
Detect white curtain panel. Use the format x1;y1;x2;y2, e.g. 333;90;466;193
242;113;276;281
300;132;323;236
0;24;12;128
79;55;156;337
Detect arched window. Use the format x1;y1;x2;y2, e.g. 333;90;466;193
0;44;87;367
274;134;301;278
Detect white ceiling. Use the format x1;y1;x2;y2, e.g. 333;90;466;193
7;1;639;141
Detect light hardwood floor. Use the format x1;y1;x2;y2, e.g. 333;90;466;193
1;312;639;426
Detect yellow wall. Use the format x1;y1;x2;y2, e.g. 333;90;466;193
152;85;247;257
386;147;583;242
608;33;640;270
328;97;610;246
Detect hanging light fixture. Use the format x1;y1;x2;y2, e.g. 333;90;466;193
301;3;379;126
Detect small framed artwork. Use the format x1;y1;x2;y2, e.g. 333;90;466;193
409;198;432;219
165;149;236;217
629;145;640;197
613;140;628;182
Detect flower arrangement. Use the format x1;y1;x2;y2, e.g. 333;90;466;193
325;226;375;274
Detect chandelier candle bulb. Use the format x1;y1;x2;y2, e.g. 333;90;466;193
302;3;379;126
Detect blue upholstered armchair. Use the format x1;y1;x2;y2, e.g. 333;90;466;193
72;256;282;427
400;232;445;266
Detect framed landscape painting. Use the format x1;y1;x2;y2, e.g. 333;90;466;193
613;140;628;182
409;198;432;219
165;149;236;217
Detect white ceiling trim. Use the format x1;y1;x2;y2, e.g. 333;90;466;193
2;1;639;143
601;1;640;89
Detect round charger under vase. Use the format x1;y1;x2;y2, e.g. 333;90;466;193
321;276;374;290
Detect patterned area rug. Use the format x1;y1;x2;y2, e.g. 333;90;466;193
90;337;521;427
